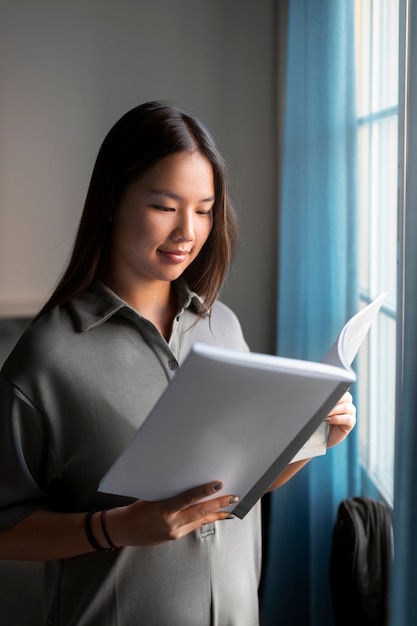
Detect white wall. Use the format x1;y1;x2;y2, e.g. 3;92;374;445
0;0;279;353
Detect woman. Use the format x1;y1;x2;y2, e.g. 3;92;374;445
0;101;355;625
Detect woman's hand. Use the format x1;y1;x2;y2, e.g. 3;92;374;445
0;482;237;560
107;481;237;548
325;390;356;448
267;391;357;494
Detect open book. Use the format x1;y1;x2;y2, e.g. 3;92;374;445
99;293;386;519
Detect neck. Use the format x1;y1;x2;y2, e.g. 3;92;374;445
103;276;177;340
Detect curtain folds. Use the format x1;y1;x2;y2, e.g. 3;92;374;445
261;1;359;624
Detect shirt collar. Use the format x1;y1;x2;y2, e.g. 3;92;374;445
68;279;203;332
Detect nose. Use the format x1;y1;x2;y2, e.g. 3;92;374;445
171;210;195;242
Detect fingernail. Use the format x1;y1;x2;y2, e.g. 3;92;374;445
229;496;239;504
212;482;223;492
226;514;235;519
324;417;332;422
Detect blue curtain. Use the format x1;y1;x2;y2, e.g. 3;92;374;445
261;2;359;625
391;1;417;624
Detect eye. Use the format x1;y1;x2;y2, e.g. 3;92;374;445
196;208;213;216
151;205;175;212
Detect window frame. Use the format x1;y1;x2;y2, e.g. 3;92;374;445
355;0;402;507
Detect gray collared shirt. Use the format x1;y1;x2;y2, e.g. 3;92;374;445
0;281;262;626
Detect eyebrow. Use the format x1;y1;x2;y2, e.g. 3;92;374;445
148;190;215;203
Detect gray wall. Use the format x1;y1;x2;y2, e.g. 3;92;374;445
0;0;281;354
0;4;283;620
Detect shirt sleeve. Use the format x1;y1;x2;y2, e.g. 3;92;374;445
0;376;51;532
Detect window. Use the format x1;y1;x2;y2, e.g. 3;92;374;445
355;0;400;505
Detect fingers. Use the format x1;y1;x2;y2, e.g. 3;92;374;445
165;480;222;508
324;391;356;449
332;390;353;410
339;391;353;402
325;391;355;420
115;480;239;547
324;391;357;449
163;481;237;514
326;411;356;430
179;495;238;529
158;481;239;535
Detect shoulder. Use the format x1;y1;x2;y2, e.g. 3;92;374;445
207;300;249;352
210;300;242;328
1;305;75;383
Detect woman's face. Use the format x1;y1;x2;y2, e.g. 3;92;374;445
108;151;214;290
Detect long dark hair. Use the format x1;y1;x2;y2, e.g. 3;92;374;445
38;101;239;317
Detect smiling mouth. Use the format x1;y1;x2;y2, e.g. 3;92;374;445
158;249;191;263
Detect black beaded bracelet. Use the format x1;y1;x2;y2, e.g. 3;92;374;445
85;509;111;552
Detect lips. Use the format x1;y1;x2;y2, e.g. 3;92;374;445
158;249;191;263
